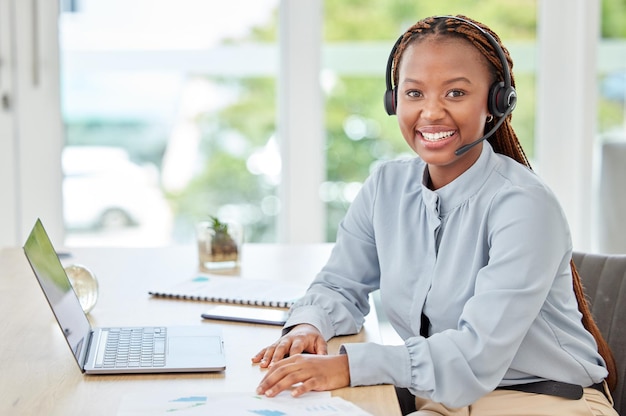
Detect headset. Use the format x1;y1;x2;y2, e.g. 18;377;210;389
383;15;517;156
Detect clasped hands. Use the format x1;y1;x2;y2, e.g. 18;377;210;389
252;323;350;397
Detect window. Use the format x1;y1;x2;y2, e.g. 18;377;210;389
60;0;280;246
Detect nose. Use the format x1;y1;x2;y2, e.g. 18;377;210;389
420;97;446;121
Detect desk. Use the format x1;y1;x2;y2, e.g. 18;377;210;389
0;244;401;416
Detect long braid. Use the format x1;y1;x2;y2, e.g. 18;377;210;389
393;14;617;391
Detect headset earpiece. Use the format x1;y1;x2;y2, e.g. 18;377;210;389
384;15;517;122
384;88;397;116
488;81;517;118
383;34;404;116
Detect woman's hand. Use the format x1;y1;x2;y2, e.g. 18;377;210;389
251;324;328;368
255;353;350;397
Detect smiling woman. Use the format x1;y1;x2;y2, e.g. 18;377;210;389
395;36;493;188
252;15;619;416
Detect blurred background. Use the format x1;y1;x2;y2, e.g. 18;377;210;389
1;0;625;253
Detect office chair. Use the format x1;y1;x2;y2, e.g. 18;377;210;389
573;251;626;414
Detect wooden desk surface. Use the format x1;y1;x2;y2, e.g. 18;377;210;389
0;244;401;416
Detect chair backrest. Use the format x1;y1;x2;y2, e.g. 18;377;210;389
573;251;626;414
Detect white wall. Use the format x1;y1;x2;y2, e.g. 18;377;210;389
0;0;19;247
0;0;64;247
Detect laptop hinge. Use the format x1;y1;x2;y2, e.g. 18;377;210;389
80;330;96;371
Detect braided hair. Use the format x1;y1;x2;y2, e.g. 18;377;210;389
391;15;617;391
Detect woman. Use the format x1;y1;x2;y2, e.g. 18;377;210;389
253;15;618;415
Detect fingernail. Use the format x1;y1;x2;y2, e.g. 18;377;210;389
265;389;273;396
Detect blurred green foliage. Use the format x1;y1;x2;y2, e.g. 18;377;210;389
602;0;626;38
167;76;278;241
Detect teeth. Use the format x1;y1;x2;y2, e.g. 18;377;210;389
422;131;455;141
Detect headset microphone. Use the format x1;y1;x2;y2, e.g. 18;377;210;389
454;105;513;156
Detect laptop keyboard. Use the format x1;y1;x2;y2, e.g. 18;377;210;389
94;327;167;368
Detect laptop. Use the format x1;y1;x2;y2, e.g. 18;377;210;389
22;218;227;374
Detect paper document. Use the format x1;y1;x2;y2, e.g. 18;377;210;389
117;390;373;415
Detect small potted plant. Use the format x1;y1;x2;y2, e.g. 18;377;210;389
197;216;242;270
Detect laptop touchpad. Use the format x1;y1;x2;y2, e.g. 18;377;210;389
168;336;222;356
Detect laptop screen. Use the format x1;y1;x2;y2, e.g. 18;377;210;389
23;219;93;370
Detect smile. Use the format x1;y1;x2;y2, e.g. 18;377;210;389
421;130;455;142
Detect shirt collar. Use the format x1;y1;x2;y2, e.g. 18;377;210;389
421;142;497;215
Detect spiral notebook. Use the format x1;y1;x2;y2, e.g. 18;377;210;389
148;275;308;308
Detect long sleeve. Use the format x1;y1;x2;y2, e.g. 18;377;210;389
284;163;383;340
285;142;607;407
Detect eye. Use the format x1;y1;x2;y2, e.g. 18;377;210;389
446;89;465;98
406;90;423;98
